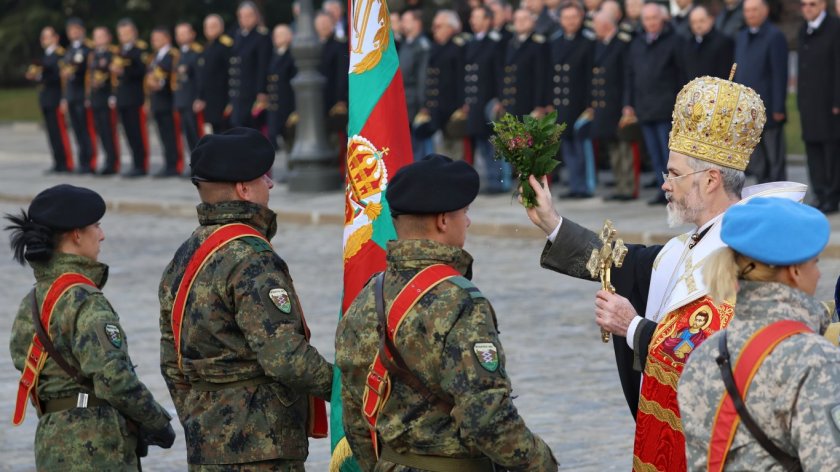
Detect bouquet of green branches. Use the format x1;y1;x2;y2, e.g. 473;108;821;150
490;111;565;208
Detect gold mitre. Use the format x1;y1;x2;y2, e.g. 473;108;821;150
668;66;765;171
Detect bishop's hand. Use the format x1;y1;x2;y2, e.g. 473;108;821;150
522;175;561;236
594;290;636;338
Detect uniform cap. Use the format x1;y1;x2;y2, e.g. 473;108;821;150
190;127;275;182
721;197;829;266
28;184;106;230
387;154;479;216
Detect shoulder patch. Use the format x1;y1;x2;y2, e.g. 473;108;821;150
220;35;234;47
268;288;292;313
242;235;273;253
191;42;204;53
448;276;485;300
95;322;127;352
532;34;546;44
473;342;499;372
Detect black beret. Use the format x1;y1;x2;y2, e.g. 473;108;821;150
28;184;106;230
190;127;275;182
387;154;479;216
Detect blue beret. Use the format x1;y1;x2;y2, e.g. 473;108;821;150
387;154;479;216
721;197;829;266
29;184;105;230
190;128;274;182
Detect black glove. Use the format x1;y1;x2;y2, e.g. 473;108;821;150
143;423;176;449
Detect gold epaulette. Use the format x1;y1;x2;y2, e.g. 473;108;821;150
136;39;148;50
169;48;180;59
84;38;94;48
109;44;120;54
190;42;204;53
219;34;233;47
56;46;66;55
532;33;546;44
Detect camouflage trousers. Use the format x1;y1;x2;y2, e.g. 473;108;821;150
189;460;305;471
35;407;139;471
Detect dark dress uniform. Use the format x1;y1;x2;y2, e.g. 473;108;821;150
464;31;507;192
534;7;559;37
36;46;74;172
63;39;96;172
229;27;272;129
592;34;637;199
424;34;466;158
798;14;840;213
115;41;150;175
197;34;233;132
319;33;349;119
148;46;183;175
88;45;121;174
549;30;595;197
174;42;204;154
266;48;297;151
682;28;734;80
500;33;548;117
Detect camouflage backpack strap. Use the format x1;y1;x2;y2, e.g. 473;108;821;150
709;320;811;472
170;223;269;370
362;264;462;456
13;273;97;426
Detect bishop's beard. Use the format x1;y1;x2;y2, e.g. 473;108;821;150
666;183;704;228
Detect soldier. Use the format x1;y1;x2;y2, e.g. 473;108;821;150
26;27;73;174
591;11;638;201
336;154;559;471
547;2;595;199
500;8;548;120
113;18;150;177
399;9;433;160
523;0;560;37
7;184;176;470
266;24;297;155
229;1;272;129
315;11;349;160
487;0;514;45
680;197;840;470
62;18;97;174
463;6;507;193
174;22;204;154
159;128;332;469
422;10;466;160
195;14;233;134
323;0;348;40
147;27;183;178
88;26;121;175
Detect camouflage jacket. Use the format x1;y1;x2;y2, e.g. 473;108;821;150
336;239;557;471
679;281;840;471
9;253;171;470
159;200;333;464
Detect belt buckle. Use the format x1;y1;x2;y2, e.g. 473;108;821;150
76;392;89;408
365;369;388;397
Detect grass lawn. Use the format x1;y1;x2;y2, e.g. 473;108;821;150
0;88;41;122
0;86;810;155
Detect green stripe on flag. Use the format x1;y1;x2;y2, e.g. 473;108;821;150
347;36;399;137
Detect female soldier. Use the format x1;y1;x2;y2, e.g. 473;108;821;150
678;197;840;471
6;184;175;470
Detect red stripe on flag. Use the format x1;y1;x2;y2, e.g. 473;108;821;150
342;241;386;313
173;111;184;174
356;69;412;178
196;110;205;138
139;107;149;172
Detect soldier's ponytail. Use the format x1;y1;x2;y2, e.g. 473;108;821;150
4;209;58;265
704;247;780;305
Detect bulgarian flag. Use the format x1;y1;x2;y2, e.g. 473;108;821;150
329;0;412;470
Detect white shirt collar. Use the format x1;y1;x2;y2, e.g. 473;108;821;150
156;44;171;61
181;44;189;53
72;40;82;49
45;45;57;55
476;31;487;40
808;11;827;30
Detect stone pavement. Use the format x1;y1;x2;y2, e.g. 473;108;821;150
1;124;839;471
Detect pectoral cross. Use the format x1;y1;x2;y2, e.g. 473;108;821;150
586;220;629;343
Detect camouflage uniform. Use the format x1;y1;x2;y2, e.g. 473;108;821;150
679;281;840;470
9;253;172;470
159;200;333;469
336;239;558;471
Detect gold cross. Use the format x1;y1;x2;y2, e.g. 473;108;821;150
587;220;629;343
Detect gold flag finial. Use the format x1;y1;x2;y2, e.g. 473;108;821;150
729;64;737;81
